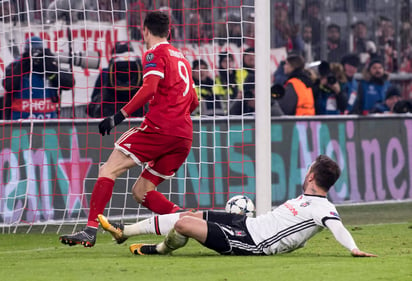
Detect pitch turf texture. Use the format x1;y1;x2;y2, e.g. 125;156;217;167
1;202;411;281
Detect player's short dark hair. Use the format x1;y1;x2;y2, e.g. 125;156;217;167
144;11;170;38
310;155;341;192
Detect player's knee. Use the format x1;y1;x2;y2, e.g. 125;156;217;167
132;186;144;203
179;211;203;219
133;177;156;203
174;216;193;234
98;164;110;178
98;162;119;179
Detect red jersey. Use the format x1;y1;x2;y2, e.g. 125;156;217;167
136;42;198;140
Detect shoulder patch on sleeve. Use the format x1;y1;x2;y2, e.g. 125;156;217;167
145;63;157;69
146;53;154;62
330;211;340;218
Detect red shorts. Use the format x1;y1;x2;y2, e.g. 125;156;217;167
115;124;192;186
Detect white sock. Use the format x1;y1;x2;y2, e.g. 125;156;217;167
123;213;181;237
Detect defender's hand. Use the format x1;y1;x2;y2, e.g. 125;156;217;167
351;248;378;257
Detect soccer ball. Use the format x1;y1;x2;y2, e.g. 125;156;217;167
225;195;255;217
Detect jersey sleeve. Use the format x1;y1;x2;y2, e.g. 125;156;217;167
312;203;341;227
121;75;160;116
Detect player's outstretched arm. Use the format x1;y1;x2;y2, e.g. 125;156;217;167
325;219;377;257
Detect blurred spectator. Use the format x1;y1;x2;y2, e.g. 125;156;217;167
87;41;143;118
157;0;184;25
229;73;255;115
244;11;255;48
277;54;315;115
216;13;243;47
2;36;75;120
236;47;255;94
98;0;124;22
370;85;402;113
400;49;412;72
192;59;224;116
352;57;391;115
229;48;256;115
1;0;19;59
340;53;360;114
213;52;242;112
351;21;377;68
272;3;303;54
327;24;348;63
159;6;183;43
312;61;347;115
190;0;214;41
185;12;212;44
301;23;319;62
273;60;288;85
127;1;146;40
302;0;321;50
0;0;16;24
376;16;397;72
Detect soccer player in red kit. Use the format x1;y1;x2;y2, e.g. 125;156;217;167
60;11;199;247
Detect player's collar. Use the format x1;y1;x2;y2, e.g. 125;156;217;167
303;194;327;198
150;41;170;50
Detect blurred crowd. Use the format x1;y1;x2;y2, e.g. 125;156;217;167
1;0;412;119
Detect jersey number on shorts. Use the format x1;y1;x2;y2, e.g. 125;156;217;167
178;60;190;96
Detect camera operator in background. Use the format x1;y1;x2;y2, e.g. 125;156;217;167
87;41;144;118
369;85;410;114
312;61;347;115
2;36;75;120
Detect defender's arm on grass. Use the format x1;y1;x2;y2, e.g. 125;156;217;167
325;219;377;257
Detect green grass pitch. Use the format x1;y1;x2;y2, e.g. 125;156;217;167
1;202;411;281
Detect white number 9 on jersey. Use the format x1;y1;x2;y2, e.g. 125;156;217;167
178;60;190;96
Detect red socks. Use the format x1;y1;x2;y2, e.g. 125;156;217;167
142;190;181;214
87;178;179;227
87;177;115;228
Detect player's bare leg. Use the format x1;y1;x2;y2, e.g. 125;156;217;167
132;175;181;214
59;149;135;247
131;176;155;203
99;149;137;179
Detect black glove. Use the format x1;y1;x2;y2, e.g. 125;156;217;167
98;111;125;136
